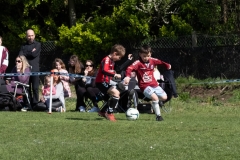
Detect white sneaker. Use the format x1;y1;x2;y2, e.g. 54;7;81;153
79;106;86;112
57;106;62;112
21;107;28;112
88;107;100;112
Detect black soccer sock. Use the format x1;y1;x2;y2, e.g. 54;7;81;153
107;96;119;114
100;102;108;112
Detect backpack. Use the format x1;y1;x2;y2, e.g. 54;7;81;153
0;92;22;111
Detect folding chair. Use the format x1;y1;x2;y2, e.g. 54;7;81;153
84;91;108;111
13;81;32;111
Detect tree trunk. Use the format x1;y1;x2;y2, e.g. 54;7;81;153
68;0;76;27
237;0;240;32
221;0;227;23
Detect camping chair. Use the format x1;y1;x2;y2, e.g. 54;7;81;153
13;81;32;111
84;91;108;112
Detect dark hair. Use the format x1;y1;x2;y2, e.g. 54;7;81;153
139;44;152;54
85;60;96;76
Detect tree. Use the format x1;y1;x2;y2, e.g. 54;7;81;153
68;0;76;27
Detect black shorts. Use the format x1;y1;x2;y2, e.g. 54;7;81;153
95;82;113;95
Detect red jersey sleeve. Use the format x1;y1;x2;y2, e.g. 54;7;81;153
152;58;171;69
125;60;139;77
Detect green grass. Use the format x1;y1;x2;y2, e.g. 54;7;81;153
1;98;240;160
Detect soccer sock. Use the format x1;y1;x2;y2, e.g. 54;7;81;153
107;96;119;113
132;92;138;108
100;103;108;112
152;100;161;116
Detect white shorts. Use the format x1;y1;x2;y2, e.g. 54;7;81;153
143;86;166;99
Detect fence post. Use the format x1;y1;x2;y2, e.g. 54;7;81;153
192;31;197;47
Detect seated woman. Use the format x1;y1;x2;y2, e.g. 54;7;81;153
68;55;84;111
0;55;31;111
39;69;65;112
0;55;30;94
5;55;31;94
82;60;101;112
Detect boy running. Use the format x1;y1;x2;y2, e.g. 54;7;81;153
95;44;126;121
124;45;171;121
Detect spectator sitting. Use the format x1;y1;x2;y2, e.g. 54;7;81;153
52;58;71;98
40;69;65;112
42;75;56;97
80;60;101;112
68;55;84;111
4;55;31;94
0;55;31;111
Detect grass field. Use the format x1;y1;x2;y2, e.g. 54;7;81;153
1;96;240;160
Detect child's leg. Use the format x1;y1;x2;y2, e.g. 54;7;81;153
95;82;111;113
107;87;120;113
150;93;161;116
143;86;167;117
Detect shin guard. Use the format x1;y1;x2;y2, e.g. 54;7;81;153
152;100;161;116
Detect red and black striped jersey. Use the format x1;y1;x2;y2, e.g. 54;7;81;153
95;56;116;83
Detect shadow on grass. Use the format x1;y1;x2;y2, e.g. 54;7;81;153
65;117;106;121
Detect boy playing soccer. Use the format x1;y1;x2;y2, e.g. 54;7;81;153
124;45;171;121
95;44;126;121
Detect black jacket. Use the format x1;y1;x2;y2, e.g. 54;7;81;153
19;40;41;72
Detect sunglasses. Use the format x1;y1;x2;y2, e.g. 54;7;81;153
15;60;22;63
85;65;93;67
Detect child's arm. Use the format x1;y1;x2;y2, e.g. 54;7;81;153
153;58;171;70
101;57;116;77
59;69;70;81
44;83;63;99
116;54;133;72
124;60;138;84
41;86;45;96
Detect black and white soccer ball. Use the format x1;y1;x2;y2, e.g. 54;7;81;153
126;108;139;121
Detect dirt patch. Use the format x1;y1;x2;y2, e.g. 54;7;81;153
181;85;239;102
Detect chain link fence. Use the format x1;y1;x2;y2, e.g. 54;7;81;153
7;34;240;79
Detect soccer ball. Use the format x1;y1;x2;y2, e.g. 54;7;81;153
126;108;139;121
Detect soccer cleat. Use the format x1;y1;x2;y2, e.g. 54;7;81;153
98;111;106;118
156;115;164;121
88;107;100;112
105;113;117;122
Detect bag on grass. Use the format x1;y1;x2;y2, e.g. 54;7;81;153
0;92;22;111
33;101;47;111
137;103;152;113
